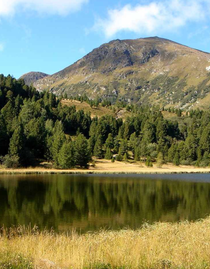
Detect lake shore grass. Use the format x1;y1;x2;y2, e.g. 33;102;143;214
1;217;210;268
0;159;210;175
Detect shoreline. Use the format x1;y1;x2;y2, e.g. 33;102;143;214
0;170;210;175
0;160;210;175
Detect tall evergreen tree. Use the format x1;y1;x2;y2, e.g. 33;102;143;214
75;134;91;168
105;133;114;149
105;147;112;160
58;141;75;169
94;135;104;159
9;124;25;165
173;151;180;166
0;114;9;155
50;121;66;166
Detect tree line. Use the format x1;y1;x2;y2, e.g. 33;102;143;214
0;74;210;168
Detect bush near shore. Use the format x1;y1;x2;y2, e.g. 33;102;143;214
1;218;210;268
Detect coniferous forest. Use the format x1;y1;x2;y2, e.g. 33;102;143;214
0;74;210;168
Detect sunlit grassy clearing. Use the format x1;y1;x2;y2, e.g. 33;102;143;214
1;218;210;268
61;99;116;118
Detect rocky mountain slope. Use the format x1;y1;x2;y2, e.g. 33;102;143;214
20;72;49;86
34;37;210;109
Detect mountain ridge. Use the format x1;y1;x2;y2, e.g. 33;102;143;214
20;72;49;86
28;37;210;109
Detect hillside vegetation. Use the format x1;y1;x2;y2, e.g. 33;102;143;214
34;37;210;109
0;74;210;169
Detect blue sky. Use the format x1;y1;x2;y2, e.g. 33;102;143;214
1;0;210;78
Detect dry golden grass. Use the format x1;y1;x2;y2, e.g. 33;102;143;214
61;99;115;118
193;92;210;110
2;218;210;268
161;111;178;120
0;159;210;175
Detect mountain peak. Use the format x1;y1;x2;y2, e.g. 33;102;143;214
33;37;210;109
20;72;49;86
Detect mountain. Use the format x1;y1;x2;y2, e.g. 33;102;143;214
34;37;210;109
20;72;49;86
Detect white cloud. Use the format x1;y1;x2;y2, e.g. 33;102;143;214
0;0;88;16
94;0;208;37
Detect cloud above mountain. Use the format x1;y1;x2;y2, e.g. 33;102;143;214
0;0;88;16
94;0;209;37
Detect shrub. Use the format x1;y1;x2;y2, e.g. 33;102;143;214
156;152;164;168
116;154;123;161
3;155;20;168
180;159;191;166
145;156;153;167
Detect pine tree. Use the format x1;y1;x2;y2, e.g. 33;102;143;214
9;124;25;165
14;95;22;115
118;139;127;156
50;121;66;166
58;141;75;169
94;135;104;159
156;152;164;168
156;119;166;141
199;124;210;155
142;121;156;144
129;132;137;154
0;114;9;155
123;152;128;162
123;122;130;139
105;147;112;160
105;133;114;149
1;100;15;134
19;100;35;125
116;154;123;161
200;151;210;167
196;147;202;166
173;152;180;166
88;135;96;154
145;156;153;167
24;118;46;158
49;93;56;108
134;146;140;161
168;144;176;162
184;134;197;162
75;134;91;168
113;136;120;154
6;90;13;101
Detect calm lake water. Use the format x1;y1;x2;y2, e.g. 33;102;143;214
0;173;210;232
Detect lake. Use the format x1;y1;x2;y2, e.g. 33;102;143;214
0;173;210;232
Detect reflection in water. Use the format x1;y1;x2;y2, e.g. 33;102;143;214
0;174;210;232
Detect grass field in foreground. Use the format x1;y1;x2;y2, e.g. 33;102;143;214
1;218;210;268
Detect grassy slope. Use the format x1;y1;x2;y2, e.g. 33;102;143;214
61;99;132;119
35;38;210;109
62;99;181;121
61;99;115;118
2;217;210;268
